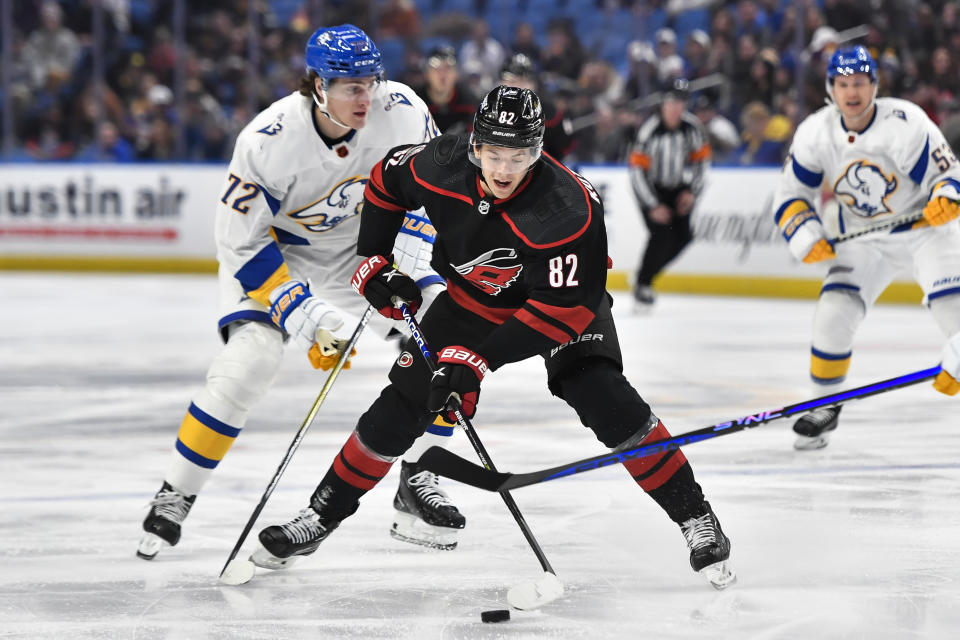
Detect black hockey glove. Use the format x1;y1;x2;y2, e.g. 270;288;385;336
351;254;422;320
427;346;488;422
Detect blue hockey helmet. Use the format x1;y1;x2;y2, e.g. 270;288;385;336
305;24;384;82
826;45;877;84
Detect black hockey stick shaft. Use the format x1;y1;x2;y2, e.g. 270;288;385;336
833;211;925;244
218;306;375;578
418;365;942;493
398;303;557;576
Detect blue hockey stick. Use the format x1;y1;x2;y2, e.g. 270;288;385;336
417;365;942;492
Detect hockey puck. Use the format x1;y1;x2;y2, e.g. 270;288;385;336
480;609;510;623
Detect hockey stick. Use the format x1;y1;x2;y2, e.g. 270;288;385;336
417;365;941;493
218;306;375;586
398;303;563;611
832;211;925;244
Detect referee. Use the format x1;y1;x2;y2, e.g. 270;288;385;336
628;78;711;307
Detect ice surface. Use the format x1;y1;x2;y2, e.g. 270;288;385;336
2;273;958;639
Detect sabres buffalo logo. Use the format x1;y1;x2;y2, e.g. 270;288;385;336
288;175;366;233
834;160;898;218
453;248;522;295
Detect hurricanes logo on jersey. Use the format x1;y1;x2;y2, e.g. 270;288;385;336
834;160;898;218
288;175;366;233
453;248;522;295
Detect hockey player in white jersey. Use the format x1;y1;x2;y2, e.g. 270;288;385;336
138;25;466;560
772;45;960;450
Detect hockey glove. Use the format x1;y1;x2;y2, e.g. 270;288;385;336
784;215;835;263
922;197;960;226
269;280;344;352
308;340;357;371
427;346;488;422
351;254;422;320
933;333;960;396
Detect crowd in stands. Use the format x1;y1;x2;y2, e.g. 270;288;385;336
4;0;960;165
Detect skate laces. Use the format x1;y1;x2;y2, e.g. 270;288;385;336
149;488;192;524
407;470;455;509
280;508;326;544
808;407;837;424
681;512;718;551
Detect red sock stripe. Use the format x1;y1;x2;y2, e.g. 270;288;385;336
621;422;689;491
332;433;393;491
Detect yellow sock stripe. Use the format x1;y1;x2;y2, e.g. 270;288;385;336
810;352;852;381
176;406;241;463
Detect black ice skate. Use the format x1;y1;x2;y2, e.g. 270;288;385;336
632;283;656;311
390;461;465;550
680;501;736;590
792;405;842;450
250;507;343;570
137;481;196;560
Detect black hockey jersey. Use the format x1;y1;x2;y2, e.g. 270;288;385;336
359;134;608;370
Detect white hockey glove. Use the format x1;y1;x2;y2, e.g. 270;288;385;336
268;280;344;353
783;212;835;263
923;181;960;226
933;332;960;396
392;211;443;287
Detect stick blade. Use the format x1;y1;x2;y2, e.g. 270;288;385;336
506;571;564;610
417;446;511;491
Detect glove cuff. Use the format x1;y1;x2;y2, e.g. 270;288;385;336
351;255;392;296
437;345;488;380
269;280;309;328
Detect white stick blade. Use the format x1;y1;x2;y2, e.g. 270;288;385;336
219;558;256;586
506;571;564;610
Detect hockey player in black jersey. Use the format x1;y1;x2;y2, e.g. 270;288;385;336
252;86;735;589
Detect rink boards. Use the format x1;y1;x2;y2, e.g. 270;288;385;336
0;163;923;302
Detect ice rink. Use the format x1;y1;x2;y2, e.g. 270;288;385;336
2;272;958;640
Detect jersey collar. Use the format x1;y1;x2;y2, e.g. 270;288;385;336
839;103;877;134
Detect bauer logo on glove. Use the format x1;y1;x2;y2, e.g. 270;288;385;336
352;254;422;320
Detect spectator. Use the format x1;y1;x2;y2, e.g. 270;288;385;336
22;1;80;91
510;22;541;67
684;29;716;81
732;101;789;166
541;18;586;83
693;95;740;163
75;121;135;162
377;0;421;40
458;20;505;93
654;28;685;84
623;40;657;103
412;46;478;136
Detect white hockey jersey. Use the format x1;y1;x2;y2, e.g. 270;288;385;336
773;97;960;240
215;82;439;306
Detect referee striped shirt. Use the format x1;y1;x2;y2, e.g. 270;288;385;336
628;112;711;210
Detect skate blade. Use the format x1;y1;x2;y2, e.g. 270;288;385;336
700;560;737;590
506;571;564;610
249;547;300;571
136;532;166;560
793;433;830;450
389;511;459;551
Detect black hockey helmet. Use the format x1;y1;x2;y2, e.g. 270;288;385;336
500;53;536;81
469;85;544;158
663;77;690;102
